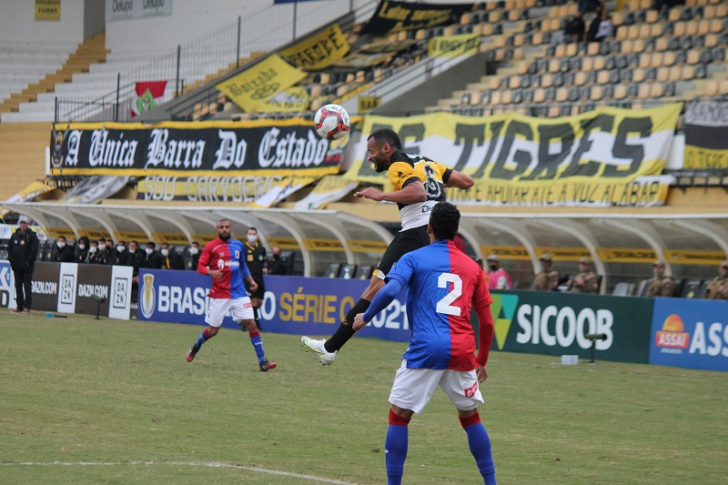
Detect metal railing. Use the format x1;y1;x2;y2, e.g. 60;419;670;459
54;0;374;123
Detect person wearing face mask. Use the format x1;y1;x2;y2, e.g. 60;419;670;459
702;261;728;300
244;227;267;331
110;240;126;265
485;254;512;290
568;257;600;294
266;246;288;276
76;236;90;263
159;242;183;270
52;235;75;263
144;241;164;269
646;260;676;297
188;241;201;270
87;240;105;264
124;240;147;278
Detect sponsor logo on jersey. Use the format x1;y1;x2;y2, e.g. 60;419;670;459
464;381;478;398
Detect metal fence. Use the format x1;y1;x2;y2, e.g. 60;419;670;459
54;1;370;123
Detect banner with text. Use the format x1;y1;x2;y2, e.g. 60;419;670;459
345;105;681;207
216;54;306;112
280;23;350;71
363;0;473;34
50;119;338;177
106;0;173;21
683;100;728;169
489;290;654;363
428;33;480;57
137;272;412;342
649;298;728;372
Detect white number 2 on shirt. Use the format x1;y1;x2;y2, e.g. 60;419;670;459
436;272;462;316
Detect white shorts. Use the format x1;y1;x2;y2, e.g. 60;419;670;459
205;297;254;327
389;360;484;414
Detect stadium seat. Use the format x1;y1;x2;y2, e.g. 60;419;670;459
325;263;341;278
612;282;635;296
680;279;705;298
636;278;651;297
340;264;357;279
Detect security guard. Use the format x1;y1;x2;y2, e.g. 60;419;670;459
702;261;728;300
568;257;599;294
647;260;676;297
532;253;561;291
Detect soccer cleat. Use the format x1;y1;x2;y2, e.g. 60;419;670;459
186;345;200;363
300;336;337;366
259;359;277;372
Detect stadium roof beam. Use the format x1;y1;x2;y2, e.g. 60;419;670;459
602;219;670;275
35;206;81;240
67;208;118;241
671;219;728;257
335;212;394;247
292;213;355;265
462;216;540;272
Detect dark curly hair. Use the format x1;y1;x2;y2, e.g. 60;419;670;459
429;202;460;241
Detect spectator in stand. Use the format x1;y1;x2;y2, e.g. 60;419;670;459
87;240;106;264
9;216;39;314
564;12;586;44
52;235;75;262
160;242;183;270
266;246;288;276
532;253;561;291
593;10;614;43
75;236;90;263
587;3;604;42
568;257;599;294
646;260;677;297
486;254;513;290
125;240;146;277
188;241;201;270
109;240;126;265
144;241;164;269
702;261;728;300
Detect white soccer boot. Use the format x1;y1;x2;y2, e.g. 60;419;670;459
300;336;337;365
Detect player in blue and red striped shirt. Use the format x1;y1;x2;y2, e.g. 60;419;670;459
354;202;496;485
185;219;276;372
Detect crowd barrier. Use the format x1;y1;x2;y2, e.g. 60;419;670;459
2;263;725;372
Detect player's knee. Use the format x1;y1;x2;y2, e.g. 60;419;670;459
208;326;220;336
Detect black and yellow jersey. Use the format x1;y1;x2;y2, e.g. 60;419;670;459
388;150;452;231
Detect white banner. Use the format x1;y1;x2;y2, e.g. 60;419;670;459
57;262;78;314
106;0;173;21
109;265;133;320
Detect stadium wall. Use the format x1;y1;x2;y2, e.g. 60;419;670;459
0;0;86;44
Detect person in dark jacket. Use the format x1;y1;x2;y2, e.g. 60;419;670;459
75;236;90;263
9;216;39;313
144;241;164;269
52;235;75;262
160;242;183;270
266;246;288;275
86;240;106;264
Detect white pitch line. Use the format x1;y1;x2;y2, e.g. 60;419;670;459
1;461;356;484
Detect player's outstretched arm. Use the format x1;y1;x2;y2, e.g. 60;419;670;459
353;277;405;330
446;170;474;190
355;180;427;204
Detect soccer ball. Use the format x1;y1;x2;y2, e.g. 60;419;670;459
314;104;350;140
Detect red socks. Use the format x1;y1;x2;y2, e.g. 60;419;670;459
459;412;481;429
389;409;411;426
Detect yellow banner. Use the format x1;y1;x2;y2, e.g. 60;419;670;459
346;105;681;207
267;237;300;250
116;231;148;243
684;145;728;169
216;54;306;112
358;96;381;113
152;233;189;244
35;0;60;20
280;23;350;71
47;227;75;238
428;33;480;57
597;248;657;263
79;229;112;241
480;246;531;260
473;246;725;265
261;87;311;113
666;249;727;265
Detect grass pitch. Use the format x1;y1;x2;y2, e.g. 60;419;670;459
0;312;725;484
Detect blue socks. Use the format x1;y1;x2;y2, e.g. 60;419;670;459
385;409;410;485
249;330;265;363
460;413;496;485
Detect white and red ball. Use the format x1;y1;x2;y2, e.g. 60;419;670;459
314;104;350;140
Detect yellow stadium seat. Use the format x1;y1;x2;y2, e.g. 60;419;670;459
482;24;493;36
491;91;502;105
549;59;560;72
639;25;651;39
627;25;639;40
470;91;483;105
532;32;544;45
555;44;566;57
622;40;634;54
657;67;669;82
614;84;627;100
687;49;701;64
663;51;676;67
651;52;664;67
612;11;624;26
668;9;681;22
542;74;554;87
710;19;723;33
508;10;520;21
719;80;728;95
639;54;651;68
582;57;594;72
638;83;651;99
415;29;427;40
705;34;718;48
534;88;546;103
682;65;695;80
698;20;711;35
650;83;664;98
704;80;718;96
686;21;698;36
674;22;686;37
639;0;651;9
632;39;645;53
575;71;587;86
509;76;521;89
717;4;728;18
502;90;514;104
490;11;500;22
633;68;645;82
597;70;610;84
646;10;658;23
591;85;603;101
668;66;681;81
594;56;606;70
651;23;663;38
548;105;560;118
656;38;669;52
617;27;628;40
703;5;716;17
556;88;568;102
460;12;472;25
566;43;577;57
587;42;600;56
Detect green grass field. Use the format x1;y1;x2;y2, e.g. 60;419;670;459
1;311;726;484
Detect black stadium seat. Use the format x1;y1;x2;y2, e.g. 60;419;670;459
325;263;341;278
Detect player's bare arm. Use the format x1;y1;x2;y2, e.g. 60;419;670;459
354;180;427;204
446;170;474;190
247;276;258;292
